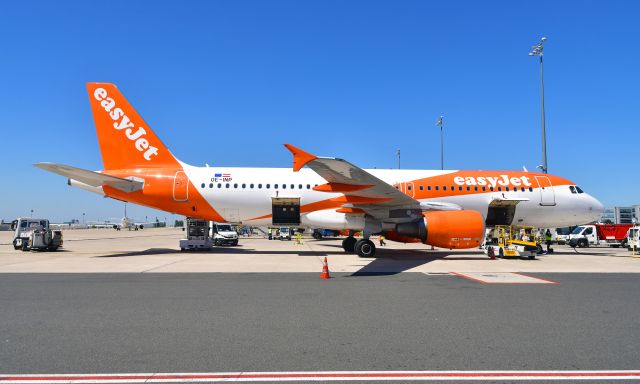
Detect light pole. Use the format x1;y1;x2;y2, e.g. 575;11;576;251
436;116;444;170
529;36;548;173
30;209;33;218
82;213;85;225
396;149;401;169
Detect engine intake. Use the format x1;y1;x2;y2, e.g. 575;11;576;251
391;210;485;249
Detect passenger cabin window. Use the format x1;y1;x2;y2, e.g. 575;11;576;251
201;183;205;188
282;184;287;189
234;183;238;188
408;185;412;191
218;183;221;188
498;187;502;191
306;184;310;189
505;187;510;192
466;186;470;191
258;184;262;189
250;184;254;189
529;187;533;192
298;184;303;189
427;186;431;191
266;184;270;189
209;183;213;188
419;185;424;191
435;186;439;191
274;184;278;189
443;186;447;191
225;183;230;188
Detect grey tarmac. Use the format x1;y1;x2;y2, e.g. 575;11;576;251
1;272;639;380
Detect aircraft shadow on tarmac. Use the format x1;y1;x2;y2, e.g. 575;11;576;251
95;247;331;258
96;244;490;276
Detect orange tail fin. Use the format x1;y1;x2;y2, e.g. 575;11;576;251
87;83;179;170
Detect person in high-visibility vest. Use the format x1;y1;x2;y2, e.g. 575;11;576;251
295;232;303;245
544;229;553;252
379;235;386;246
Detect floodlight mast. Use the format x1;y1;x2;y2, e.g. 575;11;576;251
529;37;548;173
436;116;444;170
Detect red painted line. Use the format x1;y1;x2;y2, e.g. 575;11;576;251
450;271;490;284
512;272;559;284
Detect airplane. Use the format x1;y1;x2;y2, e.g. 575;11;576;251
35;83;604;257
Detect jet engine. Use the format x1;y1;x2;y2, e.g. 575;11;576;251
390;210;485;249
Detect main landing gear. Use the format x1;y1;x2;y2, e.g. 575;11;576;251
342;236;376;258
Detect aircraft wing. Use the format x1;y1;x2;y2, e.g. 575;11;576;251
284;144;423;221
34;162;144;193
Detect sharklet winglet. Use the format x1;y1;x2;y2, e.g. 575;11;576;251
283;144;317;172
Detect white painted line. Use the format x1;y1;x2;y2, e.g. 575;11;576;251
452;272;558;284
1;371;639;382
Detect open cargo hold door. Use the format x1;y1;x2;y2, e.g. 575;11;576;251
485;198;527;226
272;197;301;225
173;171;189;202
535;176;556;206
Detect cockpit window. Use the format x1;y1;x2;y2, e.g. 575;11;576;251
569;186;577;194
575;186;584;194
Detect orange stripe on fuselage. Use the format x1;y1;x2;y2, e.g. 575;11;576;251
102;168;225;222
247;171;573;222
407;171;572;199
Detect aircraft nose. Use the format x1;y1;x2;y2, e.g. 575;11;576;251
585;194;604;222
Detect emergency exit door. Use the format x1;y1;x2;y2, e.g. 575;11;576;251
535;176;555;206
173;171;189;202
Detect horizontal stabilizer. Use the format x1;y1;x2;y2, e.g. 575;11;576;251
34;162;144;193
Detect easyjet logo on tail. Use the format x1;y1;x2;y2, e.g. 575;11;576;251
454;175;532;188
93;88;159;161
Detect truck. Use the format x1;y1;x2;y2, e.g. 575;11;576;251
627;225;639;252
277;227;292;241
211;223;239;246
568;223;632;248
10;218;63;251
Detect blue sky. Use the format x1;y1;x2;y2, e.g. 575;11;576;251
1;0;638;223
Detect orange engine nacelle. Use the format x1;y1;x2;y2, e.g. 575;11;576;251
391;210;485;249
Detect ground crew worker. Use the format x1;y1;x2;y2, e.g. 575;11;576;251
379;235;386;246
295;232;303;245
268;228;272;240
544;229;553;252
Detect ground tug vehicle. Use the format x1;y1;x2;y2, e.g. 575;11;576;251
568;223;632;248
11;218;63;251
486;225;541;259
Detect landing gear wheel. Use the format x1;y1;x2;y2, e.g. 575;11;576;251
536;244;544;254
342;237;357;253
355;239;376;258
313;232;322;240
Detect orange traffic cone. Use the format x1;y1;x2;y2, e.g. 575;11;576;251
320;257;331;279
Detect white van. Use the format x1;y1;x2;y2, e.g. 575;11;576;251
628;226;640;251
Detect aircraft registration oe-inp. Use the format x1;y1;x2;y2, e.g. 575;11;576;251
35;83;604;257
